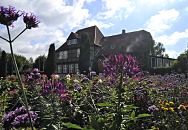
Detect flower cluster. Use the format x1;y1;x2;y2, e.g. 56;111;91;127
103;54;140;78
2;106;38;129
0;5;39;28
0;6;20;26
42;81;70;101
148;105;159;113
23;13;39;29
133;87;149;112
26;68;41;82
159;101;175;112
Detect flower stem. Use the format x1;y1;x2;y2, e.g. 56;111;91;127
12;27;27;42
115;71;123;130
6;25;34;130
0;36;9;42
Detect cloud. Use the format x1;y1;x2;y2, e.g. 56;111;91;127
156;28;188;46
85;0;96;3
138;0;176;7
84;19;114;29
165;50;179;58
185;6;188;12
145;9;179;36
0;0;91;59
98;0;135;19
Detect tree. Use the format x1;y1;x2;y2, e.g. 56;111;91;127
78;33;91;74
44;43;56;77
33;55;46;71
6;54;31;74
153;42;165;56
172;51;188;73
0;51;7;77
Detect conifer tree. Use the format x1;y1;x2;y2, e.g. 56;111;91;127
44;43;56;77
0;51;7;77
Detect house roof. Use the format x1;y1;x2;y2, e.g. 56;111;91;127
76;25;104;46
100;30;154;54
67;32;79;40
56;25;104;52
149;55;177;60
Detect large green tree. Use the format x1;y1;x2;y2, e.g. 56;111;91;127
172;51;188;73
44;43;56;77
153;42;166;56
6;54;31;75
33;55;46;71
78;33;91;74
0;51;7;77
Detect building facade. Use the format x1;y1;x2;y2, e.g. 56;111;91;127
55;25;176;74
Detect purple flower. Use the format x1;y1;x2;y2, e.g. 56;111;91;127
2;106;38;129
103;54;140;78
0;6;21;26
81;77;90;83
74;83;81;92
23;13;39;29
148;105;159;113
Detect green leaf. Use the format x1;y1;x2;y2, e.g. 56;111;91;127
96;102;115;107
62;122;82;129
137;113;151;118
52;124;58;130
130;111;135;118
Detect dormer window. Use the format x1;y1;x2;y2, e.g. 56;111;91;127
67;39;77;45
58;51;67;59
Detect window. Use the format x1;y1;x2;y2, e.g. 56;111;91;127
157;58;162;68
63;64;68;73
57;65;62;73
151;58;156;68
59;51;67;59
77;48;80;58
69;64;74;73
68;49;77;58
75;63;79;73
67;39;77;45
110;44;115;49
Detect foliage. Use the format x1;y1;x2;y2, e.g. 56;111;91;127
153;42;166;56
6;53;31;74
79;33;91;74
1;53;188;129
172;51;188;73
45;43;56;77
33;55;46;71
0;50;7;77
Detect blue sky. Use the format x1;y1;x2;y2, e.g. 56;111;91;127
0;0;188;59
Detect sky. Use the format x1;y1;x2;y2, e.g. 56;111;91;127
1;0;188;59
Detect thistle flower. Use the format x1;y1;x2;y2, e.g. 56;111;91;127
23;13;39;29
0;6;21;26
103;54;140;78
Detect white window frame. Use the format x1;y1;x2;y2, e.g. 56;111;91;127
69;64;74;73
67;39;77;45
58;51;67;59
75;63;79;73
63;64;68;73
77;48;80;58
57;65;62;73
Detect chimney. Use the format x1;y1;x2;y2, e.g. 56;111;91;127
122;29;126;34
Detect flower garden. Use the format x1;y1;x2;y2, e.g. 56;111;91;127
1;54;188;130
1;5;188;130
